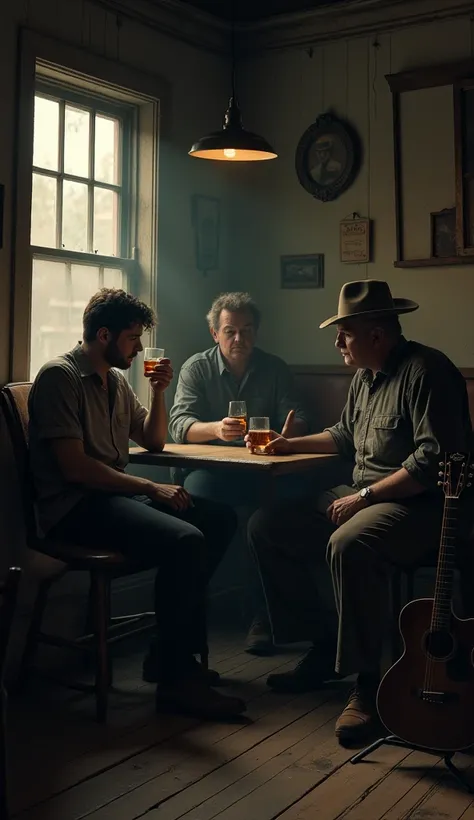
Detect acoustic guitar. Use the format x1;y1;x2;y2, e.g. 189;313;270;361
377;452;474;752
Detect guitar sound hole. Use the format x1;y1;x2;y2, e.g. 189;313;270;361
424;630;455;660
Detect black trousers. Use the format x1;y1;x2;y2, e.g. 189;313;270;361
49;493;237;673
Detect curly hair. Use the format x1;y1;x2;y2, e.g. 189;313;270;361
206;292;261;331
83;289;156;342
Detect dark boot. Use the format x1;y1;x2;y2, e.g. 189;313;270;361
156;674;246;720
143;652;221;686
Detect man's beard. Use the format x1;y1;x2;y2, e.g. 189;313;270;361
104;339;133;370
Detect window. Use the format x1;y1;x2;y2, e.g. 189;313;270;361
29;83;137;377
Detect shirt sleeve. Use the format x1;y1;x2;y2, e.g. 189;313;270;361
324;375;357;461
168;362;208;444
126;382;148;441
31;366;83;441
402;365;472;488
274;360;310;432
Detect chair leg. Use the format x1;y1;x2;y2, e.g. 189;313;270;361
0;687;9;819
91;573;111;723
16;577;53;691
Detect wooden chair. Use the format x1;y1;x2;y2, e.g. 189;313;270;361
0;567;22;820
0;383;158;723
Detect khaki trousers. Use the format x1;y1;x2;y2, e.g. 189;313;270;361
247;486;445;677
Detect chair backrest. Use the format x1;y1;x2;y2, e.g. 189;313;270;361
0;384;37;542
0;567;21;681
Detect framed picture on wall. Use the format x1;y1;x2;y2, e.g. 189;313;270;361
430;207;456;258
295;112;361;202
191;195;220;273
280;254;325;289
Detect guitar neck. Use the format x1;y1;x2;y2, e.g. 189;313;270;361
431;496;459;631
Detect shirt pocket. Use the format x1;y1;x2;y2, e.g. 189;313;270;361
116;412;129;428
371;414;402;465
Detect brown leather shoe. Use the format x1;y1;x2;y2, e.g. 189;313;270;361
156;679;246;720
335;686;377;745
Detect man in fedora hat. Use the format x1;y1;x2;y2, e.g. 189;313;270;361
247;279;472;745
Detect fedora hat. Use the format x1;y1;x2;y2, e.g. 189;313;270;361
319;279;419;329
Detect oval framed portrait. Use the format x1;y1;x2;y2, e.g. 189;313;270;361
295;112;361;202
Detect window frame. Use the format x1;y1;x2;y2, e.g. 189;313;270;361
32;80;134;261
12;29;169;400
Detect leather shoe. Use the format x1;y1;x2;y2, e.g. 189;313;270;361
156;679;246;720
143;653;221;687
335;685;378;745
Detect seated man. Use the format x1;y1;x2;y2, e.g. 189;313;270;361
168;291;310;655
248;279;472;744
28;288;245;720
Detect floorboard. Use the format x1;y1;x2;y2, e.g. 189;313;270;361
6;633;474;820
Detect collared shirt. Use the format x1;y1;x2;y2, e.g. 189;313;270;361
168;345;309;445
326;337;472;491
28;343;148;534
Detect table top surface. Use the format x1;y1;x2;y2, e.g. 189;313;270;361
129;444;335;474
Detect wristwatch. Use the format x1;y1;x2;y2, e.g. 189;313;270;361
359;486;373;503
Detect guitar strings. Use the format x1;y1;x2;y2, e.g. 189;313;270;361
423;489;448;694
424;461;462;696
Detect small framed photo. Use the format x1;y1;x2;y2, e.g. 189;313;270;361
430;207;456;258
280;254;324;289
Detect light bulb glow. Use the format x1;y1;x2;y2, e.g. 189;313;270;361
223;148;236;158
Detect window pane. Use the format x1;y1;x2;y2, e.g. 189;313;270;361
71;263;101;305
30;258;105;378
31;173;57;247
64;105;90;178
62;180;88;251
95;115;119;184
93;187;118;255
30;258;69;378
33;96;59;171
104;267;124;289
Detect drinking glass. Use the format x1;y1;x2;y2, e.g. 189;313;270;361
144;347;165;377
248;416;271;455
228;400;247;436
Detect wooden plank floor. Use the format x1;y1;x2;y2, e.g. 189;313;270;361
6;633;474;820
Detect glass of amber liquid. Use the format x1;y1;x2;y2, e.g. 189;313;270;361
248;417;271;455
144;348;165;377
228;400;247;436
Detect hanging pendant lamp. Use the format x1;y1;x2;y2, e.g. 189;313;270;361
188;19;277;162
189;95;277;162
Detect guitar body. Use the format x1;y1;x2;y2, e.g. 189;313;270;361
377;597;474;751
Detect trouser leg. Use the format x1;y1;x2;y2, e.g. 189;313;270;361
327;496;444;677
49;493;209;681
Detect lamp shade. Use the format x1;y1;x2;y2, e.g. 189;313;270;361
189;96;277;162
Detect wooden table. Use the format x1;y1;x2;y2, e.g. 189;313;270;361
129;444;336;476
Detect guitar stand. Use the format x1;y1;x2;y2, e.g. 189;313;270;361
350;735;474;794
